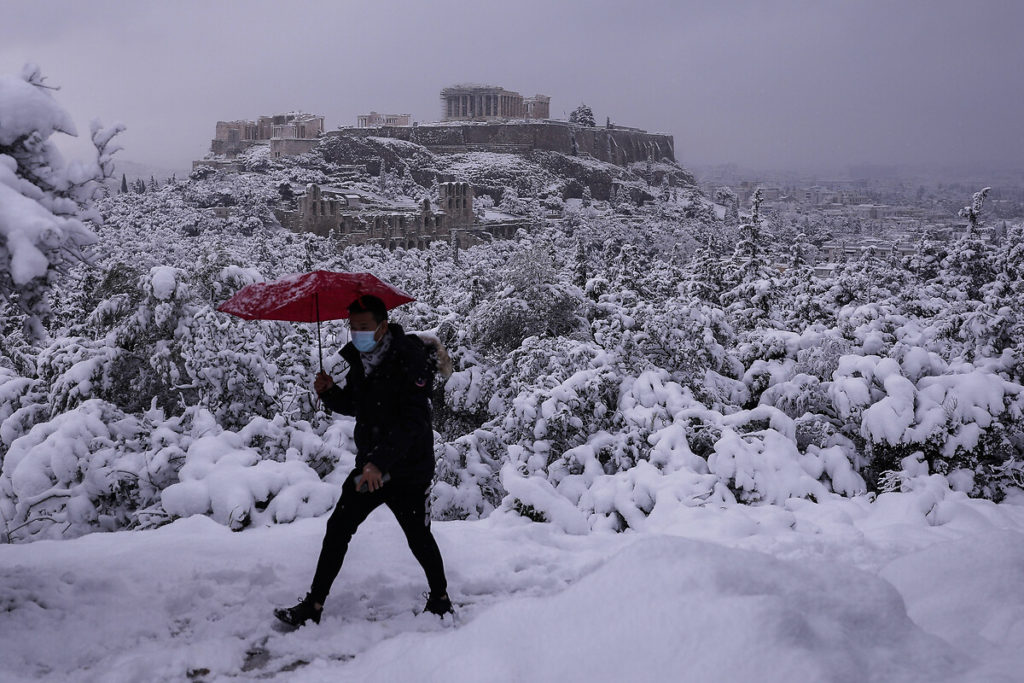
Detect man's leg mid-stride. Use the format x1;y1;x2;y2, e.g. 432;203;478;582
275;471;382;626
310;471;385;604
386;480;453;617
386;480;448;596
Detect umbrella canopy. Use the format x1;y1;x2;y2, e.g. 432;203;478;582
217;270;414;323
217;270;415;371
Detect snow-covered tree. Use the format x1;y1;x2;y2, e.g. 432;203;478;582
788;231;812;268
568;104;596;127
0;64;123;340
940;188;997;301
721;189;778;329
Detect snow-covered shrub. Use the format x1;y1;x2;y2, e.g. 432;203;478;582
829;350;1024;497
439;364;499;439
639;299;734;390
466;247;585;356
433;428;505;520
0;399;150;541
159;416;340;530
0;397;352;542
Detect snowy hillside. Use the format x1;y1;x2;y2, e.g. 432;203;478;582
3;64;1024;682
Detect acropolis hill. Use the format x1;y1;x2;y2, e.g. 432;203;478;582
198;84;675;169
189;84;692;252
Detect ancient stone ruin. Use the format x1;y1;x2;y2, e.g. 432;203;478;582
440;84;550;121
274;181;527;251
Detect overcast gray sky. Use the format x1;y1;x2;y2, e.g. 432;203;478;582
3;0;1022;174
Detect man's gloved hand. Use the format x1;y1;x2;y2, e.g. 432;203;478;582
314;372;335;394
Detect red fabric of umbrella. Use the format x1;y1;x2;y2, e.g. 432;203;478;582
217;270;415;370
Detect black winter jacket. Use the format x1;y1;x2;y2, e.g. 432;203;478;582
318;324;436;482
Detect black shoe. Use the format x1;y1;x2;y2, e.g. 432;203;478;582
274;594;322;627
423;591;455;619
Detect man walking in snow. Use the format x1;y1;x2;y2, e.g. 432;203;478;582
274;294;452;627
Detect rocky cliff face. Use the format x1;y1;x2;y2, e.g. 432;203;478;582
316;130;695;204
330;120;676;165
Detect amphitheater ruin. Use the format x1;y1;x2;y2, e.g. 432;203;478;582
274;181;528;251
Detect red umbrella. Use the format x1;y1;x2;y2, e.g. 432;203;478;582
217;270;415;371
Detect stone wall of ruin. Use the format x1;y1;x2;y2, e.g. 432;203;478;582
269;138;319;157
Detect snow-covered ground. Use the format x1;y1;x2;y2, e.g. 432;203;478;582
3;481;1024;682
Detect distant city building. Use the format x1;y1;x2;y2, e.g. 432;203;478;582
357;112;412;128
441;84;550;121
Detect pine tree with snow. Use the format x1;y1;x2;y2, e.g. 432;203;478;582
684;237;726;303
721;189;779;329
902;230;946;282
941;188;997;301
568;104;595;127
996;222;1024;285
735;189;766;267
959;187;991;233
788;231;811;268
572;238;589;288
120;173;128;194
0;64;123;340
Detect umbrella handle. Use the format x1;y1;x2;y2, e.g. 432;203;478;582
315;292;324;373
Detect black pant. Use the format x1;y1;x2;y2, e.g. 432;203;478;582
309;469;447;605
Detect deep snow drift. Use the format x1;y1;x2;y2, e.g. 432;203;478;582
2;480;1024;683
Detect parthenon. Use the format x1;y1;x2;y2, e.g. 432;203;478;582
441;84;550;121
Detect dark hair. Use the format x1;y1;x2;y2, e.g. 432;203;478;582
348;294;388;323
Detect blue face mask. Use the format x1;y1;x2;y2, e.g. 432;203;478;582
351;323;382;352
